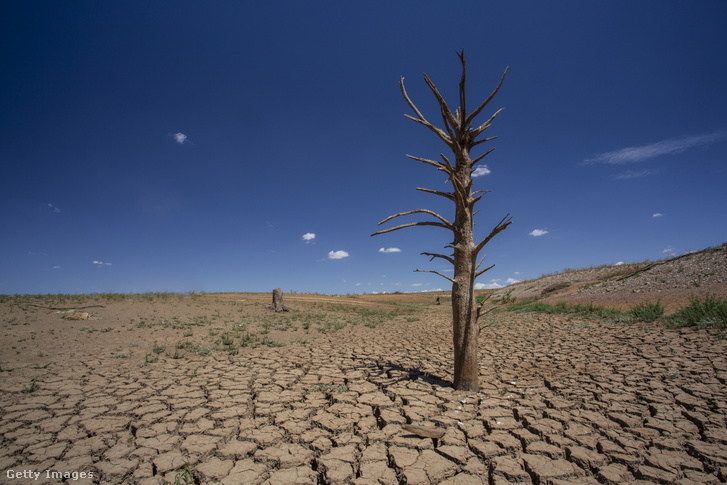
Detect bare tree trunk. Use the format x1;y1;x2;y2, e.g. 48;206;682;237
271;288;290;312
372;51;512;392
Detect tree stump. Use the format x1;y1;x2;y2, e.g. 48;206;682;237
271;288;290;312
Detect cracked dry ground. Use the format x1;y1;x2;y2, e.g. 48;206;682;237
2;305;727;484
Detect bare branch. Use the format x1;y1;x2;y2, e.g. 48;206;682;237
472;147;496;165
371;221;451;237
400;79;453;146
415;268;455;284
475;214;513;255
457;50;467;131
416;187;455;201
422;74;459;132
422;252;455;265
471;108;505;139
475;263;496;278
465;67;509;128
406;154;447;172
477;304;498;323
376;208;453;228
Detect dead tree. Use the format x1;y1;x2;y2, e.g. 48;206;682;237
271;288;290;312
372;51;512;392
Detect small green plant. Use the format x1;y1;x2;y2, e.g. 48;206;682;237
661;369;680;379
24;377;39;393
152;341;166;354
221;334;234;346
239;331;258;347
112;352;130;359
172;463;196;485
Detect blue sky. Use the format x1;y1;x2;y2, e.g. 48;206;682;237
2;1;726;295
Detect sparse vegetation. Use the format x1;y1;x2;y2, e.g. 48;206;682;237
305;383;350;395
630;301;665;322
664;295;727;330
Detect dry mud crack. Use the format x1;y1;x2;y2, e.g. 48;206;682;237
1;301;727;484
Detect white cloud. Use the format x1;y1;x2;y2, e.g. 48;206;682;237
171;132;191;144
652;213;663;218
661;246;675;254
48;203;61;213
52;265;61;269
302;233;316;243
328;250;349;260
472;165;491;177
92;260;112;266
475;277;520;290
514;272;520;275
378;247;401;253
475;281;502;290
611;169;658;180
529;229;548;237
411;283;424;287
615;261;624;265
584;131;727;165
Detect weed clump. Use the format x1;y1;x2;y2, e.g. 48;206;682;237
630;301;665;322
665;295;727;329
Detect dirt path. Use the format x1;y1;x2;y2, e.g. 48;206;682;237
1;300;725;484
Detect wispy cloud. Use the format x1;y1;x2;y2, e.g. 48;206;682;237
48;203;61;214
328;250;349;260
662;246;675;255
652;213;663;218
529;229;548;237
52;265;61;269
472;165;491;177
378;247;401;253
92;260;112;266
302;233;316;243
584;131;727;165
611;169;658;180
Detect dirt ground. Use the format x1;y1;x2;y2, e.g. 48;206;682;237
1;286;726;484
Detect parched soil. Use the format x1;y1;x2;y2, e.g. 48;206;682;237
0;287;726;484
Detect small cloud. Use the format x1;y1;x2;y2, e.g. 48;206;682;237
48;203;61;213
302;233;316;243
378;247;401;253
611;169;658;180
92;260;112;266
662;246;675;254
52;265;61;269
328;250;349;260
411;283;424;287
505;278;520;285
652;213;663;218
472;165;491;177
514;272;520;275
615;261;624;266
529;229;548;237
171;132;192;145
